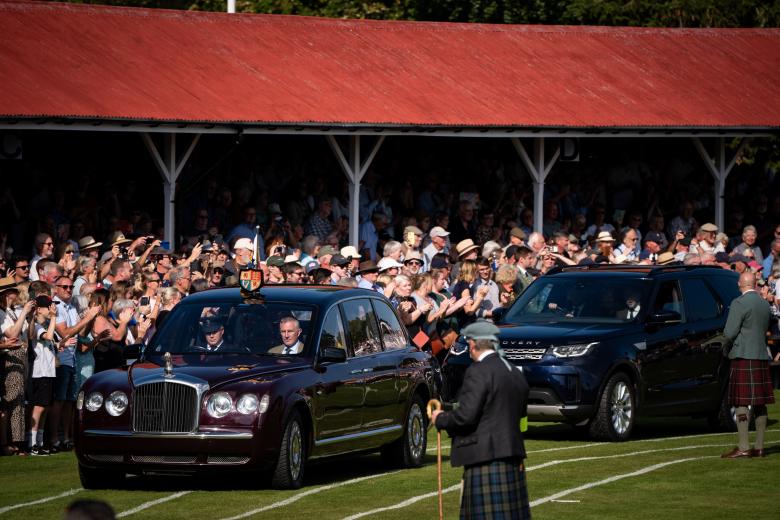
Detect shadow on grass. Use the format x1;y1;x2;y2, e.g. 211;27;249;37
119;451;447;492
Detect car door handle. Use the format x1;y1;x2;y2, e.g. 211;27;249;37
363;368;373;373
350;369;364;375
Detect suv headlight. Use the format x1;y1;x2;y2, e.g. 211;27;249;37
85;391;104;412
206;392;233;418
549;342;598;358
105;391;128;417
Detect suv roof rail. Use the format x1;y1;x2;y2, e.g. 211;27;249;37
550;264;727;275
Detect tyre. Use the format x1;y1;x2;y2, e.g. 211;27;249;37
381;395;427;468
271;410;306;489
78;463;125;489
588;372;636;441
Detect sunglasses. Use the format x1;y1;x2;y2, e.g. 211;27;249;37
405;261;423;266
57;284;74;290
213;268;224;274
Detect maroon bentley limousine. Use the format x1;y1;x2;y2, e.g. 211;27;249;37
75;285;438;489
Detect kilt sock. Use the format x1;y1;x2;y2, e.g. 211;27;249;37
736;406;750;451
754;405;768;450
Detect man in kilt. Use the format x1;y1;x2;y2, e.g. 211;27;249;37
721;271;775;458
432;321;531;519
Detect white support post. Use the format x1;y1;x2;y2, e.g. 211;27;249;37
511;137;560;234
326;135;385;247
142;132;201;249
692;137;748;232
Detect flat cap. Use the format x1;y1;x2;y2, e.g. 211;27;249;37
461;320;501;342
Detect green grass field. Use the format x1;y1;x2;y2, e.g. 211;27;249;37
2;393;778;519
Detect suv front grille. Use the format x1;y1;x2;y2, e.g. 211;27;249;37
133;381;198;433
502;348;547;361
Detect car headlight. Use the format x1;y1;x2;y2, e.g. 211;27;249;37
549;342;598;358
258;394;270;415
206;392;233;418
76;390;85;411
236;394;259;415
105;391;128;417
85;391;104;412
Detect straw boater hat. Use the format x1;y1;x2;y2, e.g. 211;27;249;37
595;231;615;243
656;252;676;265
0;276;18;293
77;236;103;252
455;239;480;258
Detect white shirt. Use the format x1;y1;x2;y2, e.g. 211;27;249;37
31;323;57;378
282;340;304;355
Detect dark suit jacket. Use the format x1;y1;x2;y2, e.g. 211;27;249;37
435;352;529;467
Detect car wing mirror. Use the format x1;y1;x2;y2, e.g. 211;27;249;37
123;343;145;364
646;310;682;326
492;306;508;323
319;347;347;364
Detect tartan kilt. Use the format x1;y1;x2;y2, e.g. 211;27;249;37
728;358;776;406
461;458;531;520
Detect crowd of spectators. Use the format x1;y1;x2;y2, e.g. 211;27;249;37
2;137;780;456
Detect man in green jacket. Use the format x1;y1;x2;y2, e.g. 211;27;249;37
721;271;775;458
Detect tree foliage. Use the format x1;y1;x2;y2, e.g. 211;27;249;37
72;0;780;26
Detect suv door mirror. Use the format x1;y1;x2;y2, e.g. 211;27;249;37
123;343;145;363
319;347;347;364
646;310;682;326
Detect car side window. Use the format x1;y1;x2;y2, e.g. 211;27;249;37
681;278;720;321
371;299;408;350
653;280;685;321
342;299;382;357
319;308;347;353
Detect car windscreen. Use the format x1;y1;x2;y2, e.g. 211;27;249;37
147;301;315;356
501;277;651;325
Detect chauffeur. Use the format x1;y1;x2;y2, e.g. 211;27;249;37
431;321;531;519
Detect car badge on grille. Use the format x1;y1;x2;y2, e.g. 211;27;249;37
164;352;174;377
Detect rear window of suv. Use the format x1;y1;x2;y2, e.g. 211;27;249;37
502;277;651;324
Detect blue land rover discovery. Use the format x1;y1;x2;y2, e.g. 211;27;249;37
494;264;741;441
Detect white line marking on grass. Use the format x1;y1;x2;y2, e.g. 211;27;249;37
116;492;192;518
220;471;401;520
0;488;83;515
342;483;461;520
427;429;780;455
551;500;581;503
529;456;717;507
527;440;780;472
341;438;780;519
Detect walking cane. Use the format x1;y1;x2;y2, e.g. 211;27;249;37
427;399;443;520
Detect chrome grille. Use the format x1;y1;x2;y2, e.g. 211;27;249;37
207;456;250;464
133;381;198;433
502;348;547;361
131;455;197;464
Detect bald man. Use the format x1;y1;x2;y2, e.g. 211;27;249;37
721;272;775;458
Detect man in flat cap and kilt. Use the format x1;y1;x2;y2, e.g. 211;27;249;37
432;321;531;519
721;271;775;459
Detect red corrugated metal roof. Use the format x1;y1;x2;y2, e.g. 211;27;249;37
1;1;780;129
